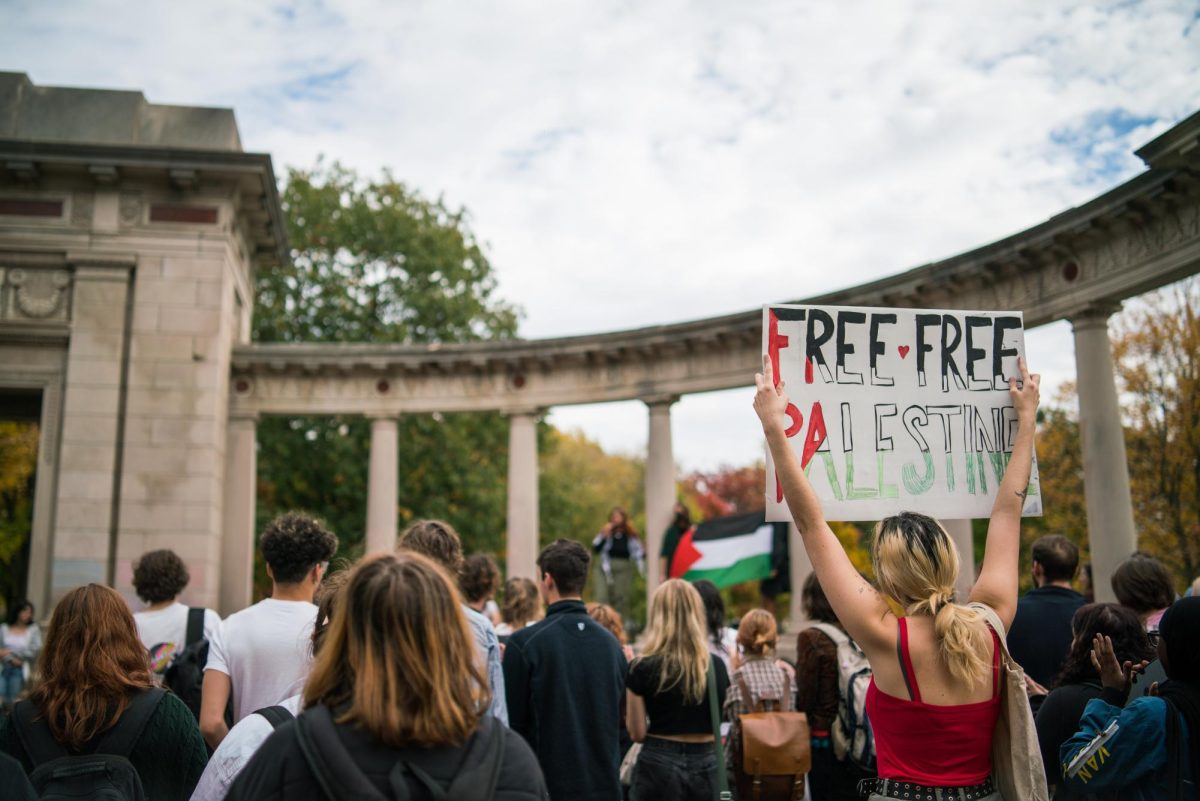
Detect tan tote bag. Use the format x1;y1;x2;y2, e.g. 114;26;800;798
969;602;1050;801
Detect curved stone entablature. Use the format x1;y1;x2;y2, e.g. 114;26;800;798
231;116;1200;416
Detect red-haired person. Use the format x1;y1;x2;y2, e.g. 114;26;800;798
0;584;207;799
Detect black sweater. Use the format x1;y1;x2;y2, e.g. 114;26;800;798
224;711;546;801
503;599;628;801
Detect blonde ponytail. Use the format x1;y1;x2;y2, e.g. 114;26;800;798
874;512;994;687
929;594;990;685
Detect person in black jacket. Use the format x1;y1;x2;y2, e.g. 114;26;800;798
504;538;628;801
1007;535;1087;691
226;552;547;801
1033;602;1155;795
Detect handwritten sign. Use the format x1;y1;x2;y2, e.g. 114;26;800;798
763;304;1041;521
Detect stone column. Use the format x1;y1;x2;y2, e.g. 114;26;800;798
506;410;540;580
644;396;678;593
1072;306;1138;603
365;416;399;555
787;522;814;630
942;519;976;600
219;413;257;615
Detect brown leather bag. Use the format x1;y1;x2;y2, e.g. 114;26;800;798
733;672;811;801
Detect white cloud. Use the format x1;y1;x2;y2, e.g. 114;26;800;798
3;0;1198;470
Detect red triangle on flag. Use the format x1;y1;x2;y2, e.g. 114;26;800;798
669;527;703;578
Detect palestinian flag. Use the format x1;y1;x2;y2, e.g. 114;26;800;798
668;511;787;588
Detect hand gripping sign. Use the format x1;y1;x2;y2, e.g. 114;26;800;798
763;304;1041;522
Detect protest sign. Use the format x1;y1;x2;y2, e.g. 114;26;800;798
763;304;1041;522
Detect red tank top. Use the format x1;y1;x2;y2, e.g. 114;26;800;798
864;617;1002;785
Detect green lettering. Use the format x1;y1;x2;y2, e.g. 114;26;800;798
846;452;879;500
819;452;845;501
945;453;956;492
877;452;898;499
902;451;935;495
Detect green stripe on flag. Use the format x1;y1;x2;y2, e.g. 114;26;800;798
682;554;773;589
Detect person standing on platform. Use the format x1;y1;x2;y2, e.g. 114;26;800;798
1008;535;1086;691
504;539;627;801
593;507;645;630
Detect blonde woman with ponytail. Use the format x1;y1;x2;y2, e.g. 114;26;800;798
754;354;1040;801
626;579;731;800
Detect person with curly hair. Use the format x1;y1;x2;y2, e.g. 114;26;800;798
131;549;221;678
461;554;501;617
1033;603;1156;794
399;520;507;724
200;512;337;749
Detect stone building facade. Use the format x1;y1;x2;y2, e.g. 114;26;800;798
3;73;1199;619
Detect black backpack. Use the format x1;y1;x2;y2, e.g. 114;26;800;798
294;704;506;801
11;688;165;801
162;607;208;721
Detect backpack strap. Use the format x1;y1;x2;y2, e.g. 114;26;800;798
896;618;921;702
295;704;388;801
185;607;205;647
255;705;295;730
810;623;848;648
737;675;762;713
11;700;68;766
91;688;166;757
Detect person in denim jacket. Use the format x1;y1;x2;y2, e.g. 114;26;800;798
1060;597;1200;800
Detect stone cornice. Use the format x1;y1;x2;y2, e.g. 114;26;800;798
0;139;287;265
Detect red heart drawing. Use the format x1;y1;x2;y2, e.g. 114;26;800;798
898;345;910;359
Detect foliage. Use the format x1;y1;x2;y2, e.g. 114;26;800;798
252;163;520;597
0;421;38;614
1113;280;1200;589
680;464;765;519
1012;405;1088;592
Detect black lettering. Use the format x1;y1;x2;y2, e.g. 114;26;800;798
870;313;897;387
965;316;993;390
902;405;931;452
875;404;898;451
992;316;1022;389
840;402;853;452
915;313;940;388
806;309;835;384
940;316;967;392
836;310;867;384
770;306;807;322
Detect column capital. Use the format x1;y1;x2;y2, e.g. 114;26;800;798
642;394;680;409
1070;302;1122;331
501;406;543;419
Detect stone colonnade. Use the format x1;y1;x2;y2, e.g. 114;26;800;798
219;302;1137;618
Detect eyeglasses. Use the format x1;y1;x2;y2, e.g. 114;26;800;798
1147;630;1161;647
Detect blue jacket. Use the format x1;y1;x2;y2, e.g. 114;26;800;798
1060;689;1195;800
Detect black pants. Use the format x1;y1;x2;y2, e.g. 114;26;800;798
631;738;717;801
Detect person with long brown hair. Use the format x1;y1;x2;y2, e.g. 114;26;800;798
626;578;730;800
225;552;546;801
0;584;207;800
754;354;1040;800
593;506;645;629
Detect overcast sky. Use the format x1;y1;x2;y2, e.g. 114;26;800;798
3;0;1199;471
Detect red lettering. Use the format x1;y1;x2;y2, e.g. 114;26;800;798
801;402;827;468
768;311;788;387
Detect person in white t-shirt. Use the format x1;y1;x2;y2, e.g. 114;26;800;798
189;568;350;801
199;511;338;750
131;549;221;676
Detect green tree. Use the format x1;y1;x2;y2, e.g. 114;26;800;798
253;163;520;594
0;421;38;613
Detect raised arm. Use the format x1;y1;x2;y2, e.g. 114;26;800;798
753;355;893;650
969;356;1040;628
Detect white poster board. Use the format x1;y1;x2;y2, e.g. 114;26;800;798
763;304;1041;522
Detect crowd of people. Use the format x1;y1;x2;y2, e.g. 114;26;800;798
0;354;1197;800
